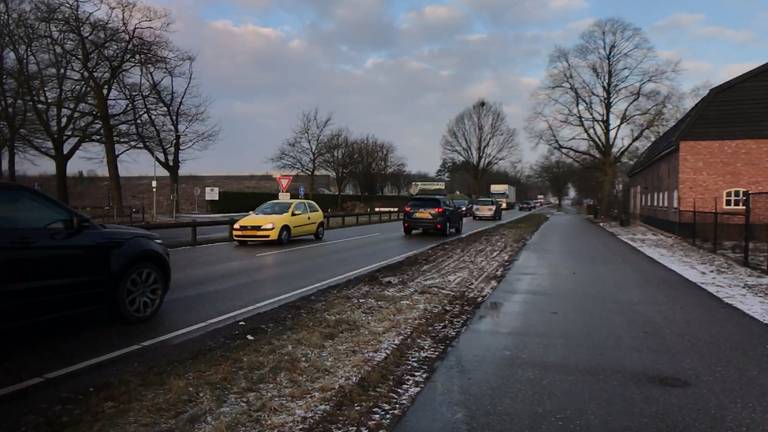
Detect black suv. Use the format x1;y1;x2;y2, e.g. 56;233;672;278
0;182;171;328
403;196;463;236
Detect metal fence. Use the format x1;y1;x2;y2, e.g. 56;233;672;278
138;210;405;247
641;191;768;272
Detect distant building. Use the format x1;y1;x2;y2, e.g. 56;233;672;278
628;62;768;225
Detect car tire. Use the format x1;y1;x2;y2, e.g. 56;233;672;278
473;216;478;221
236;240;248;246
404;226;412;236
454;219;463;234
314;223;325;240
115;262;167;323
277;226;291;244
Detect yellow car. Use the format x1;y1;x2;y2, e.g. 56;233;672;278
232;200;325;245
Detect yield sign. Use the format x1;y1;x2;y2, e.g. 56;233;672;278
276;175;293;193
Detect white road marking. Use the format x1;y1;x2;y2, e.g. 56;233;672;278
0;210;542;397
251;233;380;257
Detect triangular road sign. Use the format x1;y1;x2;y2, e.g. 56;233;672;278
276;175;293;193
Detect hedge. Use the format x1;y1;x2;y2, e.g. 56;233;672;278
209;191;411;214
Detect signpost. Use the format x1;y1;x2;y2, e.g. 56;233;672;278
298;184;305;199
193;187;201;213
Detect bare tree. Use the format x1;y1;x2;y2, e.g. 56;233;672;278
527;17;679;217
7;0;98;202
0;0;31;182
533;152;574;209
271;108;333;198
441;99;519;196
60;0;171;213
349;135;405;196
128;49;218;213
319;128;355;207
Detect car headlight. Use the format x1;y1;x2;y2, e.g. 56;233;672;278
261;222;275;230
153;239;164;244
233;223;241;230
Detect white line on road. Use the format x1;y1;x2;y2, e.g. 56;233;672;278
251;233;380;257
0;210;542;398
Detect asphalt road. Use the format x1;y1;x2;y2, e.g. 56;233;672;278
0;208;535;393
396;211;768;431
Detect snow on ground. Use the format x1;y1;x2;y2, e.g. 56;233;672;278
604;223;768;324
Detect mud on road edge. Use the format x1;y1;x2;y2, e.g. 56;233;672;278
6;213;549;432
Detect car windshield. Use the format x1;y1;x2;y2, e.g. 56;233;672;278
408;198;441;209
454;200;468;206
253;201;292;215
476;199;494;206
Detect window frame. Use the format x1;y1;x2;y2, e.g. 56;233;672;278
723;188;747;209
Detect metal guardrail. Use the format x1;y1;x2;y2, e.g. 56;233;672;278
138;211;404;247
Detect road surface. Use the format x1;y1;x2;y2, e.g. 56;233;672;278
0;209;535;394
395;211;768;431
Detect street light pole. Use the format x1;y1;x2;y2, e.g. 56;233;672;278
152;158;157;221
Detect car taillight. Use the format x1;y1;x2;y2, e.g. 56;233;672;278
436;207;444;214
404;206;412;212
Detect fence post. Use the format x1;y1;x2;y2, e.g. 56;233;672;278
744;191;751;267
228;219;235;242
692;200;697;246
379;212;382;223
356;214;359;225
713;198;718;253
191;224;198;245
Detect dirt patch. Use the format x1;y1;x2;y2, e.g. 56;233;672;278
16;214;548;432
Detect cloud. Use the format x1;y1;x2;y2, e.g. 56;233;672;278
400;4;469;43
462;0;587;24
652;13;756;43
719;62;763;80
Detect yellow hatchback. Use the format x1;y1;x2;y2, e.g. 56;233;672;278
232;200;325;245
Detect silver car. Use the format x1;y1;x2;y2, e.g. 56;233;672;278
472;198;501;220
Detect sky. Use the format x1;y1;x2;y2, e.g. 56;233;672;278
26;0;768;176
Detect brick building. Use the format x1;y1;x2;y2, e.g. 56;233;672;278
628;62;768;226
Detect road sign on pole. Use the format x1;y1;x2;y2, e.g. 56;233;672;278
205;187;219;200
276;175;293;193
298;184;305;199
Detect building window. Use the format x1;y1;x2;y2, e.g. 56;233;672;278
673;190;678;208
724;189;747;208
664;191;668;207
654;192;658;207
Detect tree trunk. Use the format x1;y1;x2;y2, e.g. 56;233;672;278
54;157;69;204
94;87;124;215
169;168;180;214
7;136;16;182
0;147;4;179
598;161;616;219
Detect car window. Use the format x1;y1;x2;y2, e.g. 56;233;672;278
454;200;468;206
307;201;321;213
408;198;441;209
443;199;453;208
476;199;494;206
0;189;72;229
293;202;309;215
253;201;292;215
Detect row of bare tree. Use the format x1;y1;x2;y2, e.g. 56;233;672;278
0;0;218;211
271;108;411;205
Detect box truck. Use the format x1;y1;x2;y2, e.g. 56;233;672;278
490;184;516;210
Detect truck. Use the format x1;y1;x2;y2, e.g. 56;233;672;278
490;184;516;210
409;181;447;196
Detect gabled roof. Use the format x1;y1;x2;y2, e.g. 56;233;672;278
629;62;768;176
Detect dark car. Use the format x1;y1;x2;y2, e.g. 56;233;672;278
453;199;471;217
403;196;463;236
0;182;171;328
518;201;535;211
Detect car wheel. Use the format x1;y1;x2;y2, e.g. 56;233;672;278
236;240;248;246
404;226;412;236
314;223;325;240
473;216;478;221
454;219;463;234
115;262;167;323
277;226;291;244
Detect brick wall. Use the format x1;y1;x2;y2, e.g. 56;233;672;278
679;139;768;212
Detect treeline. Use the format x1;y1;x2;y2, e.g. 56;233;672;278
271;108;430;205
0;0;218;212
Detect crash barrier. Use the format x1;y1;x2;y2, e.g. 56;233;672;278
139;210;405;247
639;191;768;272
